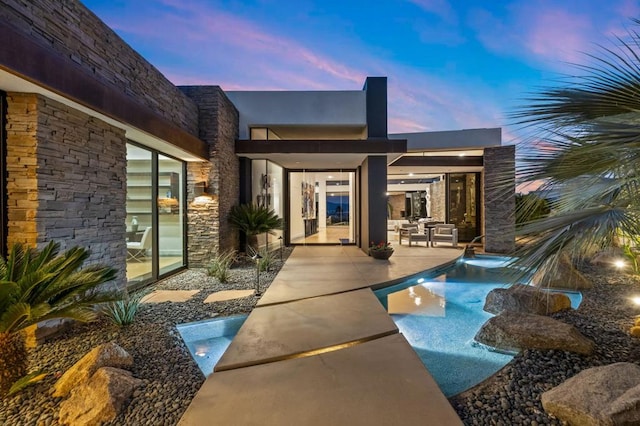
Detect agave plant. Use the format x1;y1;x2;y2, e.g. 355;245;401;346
503;19;640;279
0;241;117;395
229;204;283;252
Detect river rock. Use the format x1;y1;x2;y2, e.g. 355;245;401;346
59;367;142;426
532;253;592;290
475;311;595;355
52;342;133;397
484;284;571;315
541;362;640;425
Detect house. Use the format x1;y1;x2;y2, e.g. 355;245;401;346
0;0;514;289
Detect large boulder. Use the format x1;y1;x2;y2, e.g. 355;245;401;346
52;342;133;398
475;311;595;355
532;253;592;290
59;367;142;426
542;363;640;425
484;284;572;315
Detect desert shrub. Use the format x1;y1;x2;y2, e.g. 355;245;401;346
102;291;145;326
207;249;237;283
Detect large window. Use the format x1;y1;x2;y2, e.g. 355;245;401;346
251;159;283;249
448;173;480;242
126;143;185;284
288;170;355;244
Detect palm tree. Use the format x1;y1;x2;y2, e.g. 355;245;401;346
0;242;117;395
505;19;640;278
229;204;283;253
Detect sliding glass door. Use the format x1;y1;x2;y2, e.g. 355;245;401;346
126;143;185;285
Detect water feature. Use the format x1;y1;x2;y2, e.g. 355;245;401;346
177;314;247;376
374;255;581;396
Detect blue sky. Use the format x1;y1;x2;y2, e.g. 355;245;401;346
82;0;638;141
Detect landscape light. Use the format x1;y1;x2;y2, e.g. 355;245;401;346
632;296;640;306
614;260;626;269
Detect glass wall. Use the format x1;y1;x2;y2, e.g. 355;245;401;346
448;173;480;242
251;160;284;250
126;143;185;284
158;154;185;275
289;170;355;244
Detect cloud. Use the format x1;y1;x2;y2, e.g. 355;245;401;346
93;0;506;133
468;1;630;69
407;0;457;24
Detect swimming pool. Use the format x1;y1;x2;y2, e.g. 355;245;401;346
374;255;582;396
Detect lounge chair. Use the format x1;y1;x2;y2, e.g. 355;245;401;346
430;224;458;247
399;224;429;247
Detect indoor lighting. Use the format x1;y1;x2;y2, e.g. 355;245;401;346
615;259;626;269
632;296;640;306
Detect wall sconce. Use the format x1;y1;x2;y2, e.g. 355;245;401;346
194;181;209;197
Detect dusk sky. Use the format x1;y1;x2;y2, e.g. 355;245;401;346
82;0;639;142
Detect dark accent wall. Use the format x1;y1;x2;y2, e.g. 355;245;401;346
483;145;515;253
360;156;388;252
363;77;388;138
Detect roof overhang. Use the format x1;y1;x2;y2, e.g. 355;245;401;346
236;139;407;169
0;21;208;161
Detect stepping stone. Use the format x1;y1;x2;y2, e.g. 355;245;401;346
141;290;199;303
204;290;255;303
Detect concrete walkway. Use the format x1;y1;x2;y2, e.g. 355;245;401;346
179;244;464;426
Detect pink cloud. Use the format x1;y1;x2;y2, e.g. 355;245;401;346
98;0;507;133
468;1;624;69
523;9;592;64
407;0;457;23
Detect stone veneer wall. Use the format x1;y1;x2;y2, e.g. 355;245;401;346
483;145;515;253
430;180;446;222
388;194;404;220
1;0;199;136
181;87;239;267
6;92;127;288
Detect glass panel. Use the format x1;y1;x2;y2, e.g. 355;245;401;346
289;170;354;244
448;173;478;242
158;155;184;275
126;144;153;283
250;160;284;251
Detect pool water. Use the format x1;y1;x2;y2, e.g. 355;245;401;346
375;255;582;396
177;255;582;397
177;315;247;376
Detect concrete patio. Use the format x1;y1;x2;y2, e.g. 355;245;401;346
179;244;464;426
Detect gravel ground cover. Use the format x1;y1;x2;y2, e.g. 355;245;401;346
2;255;640;426
0;248;292;426
450;266;640;425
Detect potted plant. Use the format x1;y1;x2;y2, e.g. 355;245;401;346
369;241;394;260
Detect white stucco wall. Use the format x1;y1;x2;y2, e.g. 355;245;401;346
390;128;502;150
226;91;367;139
